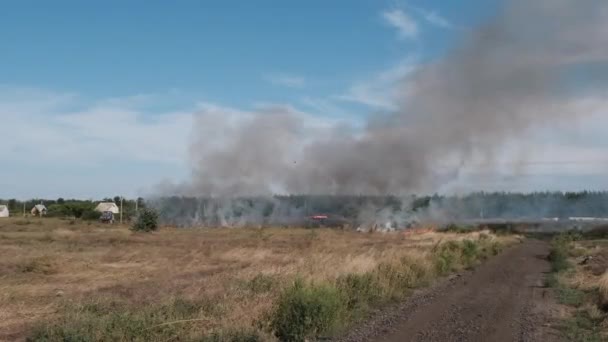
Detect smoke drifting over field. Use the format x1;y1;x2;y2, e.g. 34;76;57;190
172;0;608;198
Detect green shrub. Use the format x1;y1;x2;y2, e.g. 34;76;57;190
549;234;573;273
336;273;379;312
270;280;344;342
81;209;101;221
562;311;603;342
132;208;159;232
557;287;585;307
545;272;560;288
461;240;479;266
434;242;460;275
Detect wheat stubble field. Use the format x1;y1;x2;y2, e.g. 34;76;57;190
0;218;518;341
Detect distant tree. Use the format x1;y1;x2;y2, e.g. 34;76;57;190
114;196;121;204
7;199;17;212
57;198;65;205
81;209;101;221
132;208;159;232
136;197;145;209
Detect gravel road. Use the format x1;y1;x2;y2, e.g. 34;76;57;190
338;240;561;342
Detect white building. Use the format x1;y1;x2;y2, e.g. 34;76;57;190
31;204;47;216
95;202;120;214
0;205;9;218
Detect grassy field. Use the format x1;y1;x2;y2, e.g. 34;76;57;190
547;232;608;341
0;218;519;341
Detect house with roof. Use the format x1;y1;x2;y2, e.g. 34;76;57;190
31;204;47;216
95;202;120;214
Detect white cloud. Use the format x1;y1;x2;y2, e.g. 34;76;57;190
337;58;418;110
418;9;451;29
0;89;193;166
382;9;418;39
263;73;306;88
0;87;196;198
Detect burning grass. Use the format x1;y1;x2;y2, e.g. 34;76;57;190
0;218;520;341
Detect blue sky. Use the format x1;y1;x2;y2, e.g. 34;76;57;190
2;1;492;104
1;0;607;199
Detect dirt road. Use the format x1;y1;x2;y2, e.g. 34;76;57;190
341;240;561;342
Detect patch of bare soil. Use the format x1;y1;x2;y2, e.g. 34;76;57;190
338;240;563;342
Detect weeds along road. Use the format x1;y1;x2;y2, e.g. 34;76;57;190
344;240;559;342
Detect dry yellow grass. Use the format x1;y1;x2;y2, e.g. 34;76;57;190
599;271;608;309
0;218;518;341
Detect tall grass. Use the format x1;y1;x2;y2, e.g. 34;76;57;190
266;238;503;341
28;298;264;342
548;232;577;273
27;238;507;342
546;232;607;341
4;219;518;342
598;271;608;310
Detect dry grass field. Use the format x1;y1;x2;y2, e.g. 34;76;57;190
0;218;520;341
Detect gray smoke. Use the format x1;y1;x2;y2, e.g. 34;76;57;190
180;0;608;197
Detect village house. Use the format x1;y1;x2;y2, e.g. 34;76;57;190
31;204;47;216
95;202;120;214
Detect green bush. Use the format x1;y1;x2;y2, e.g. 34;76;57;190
461;240;479;266
132;208;159;232
270;280;344;342
47;201;97;219
562;311;603;342
434;242;460;275
557;287;585;307
81;209;101;221
336;273;379;312
549;234;574;273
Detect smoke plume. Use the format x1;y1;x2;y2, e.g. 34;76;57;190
180;0;608;197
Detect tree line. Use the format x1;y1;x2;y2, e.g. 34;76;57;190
153;191;608;226
0;197;146;220
4;191;608;224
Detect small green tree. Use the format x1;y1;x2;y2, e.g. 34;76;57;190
81;209;101;221
131;208;159;232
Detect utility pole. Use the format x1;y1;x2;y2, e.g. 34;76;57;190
120;197;123;224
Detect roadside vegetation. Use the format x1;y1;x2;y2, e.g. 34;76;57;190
547;228;608;341
0;219;520;341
